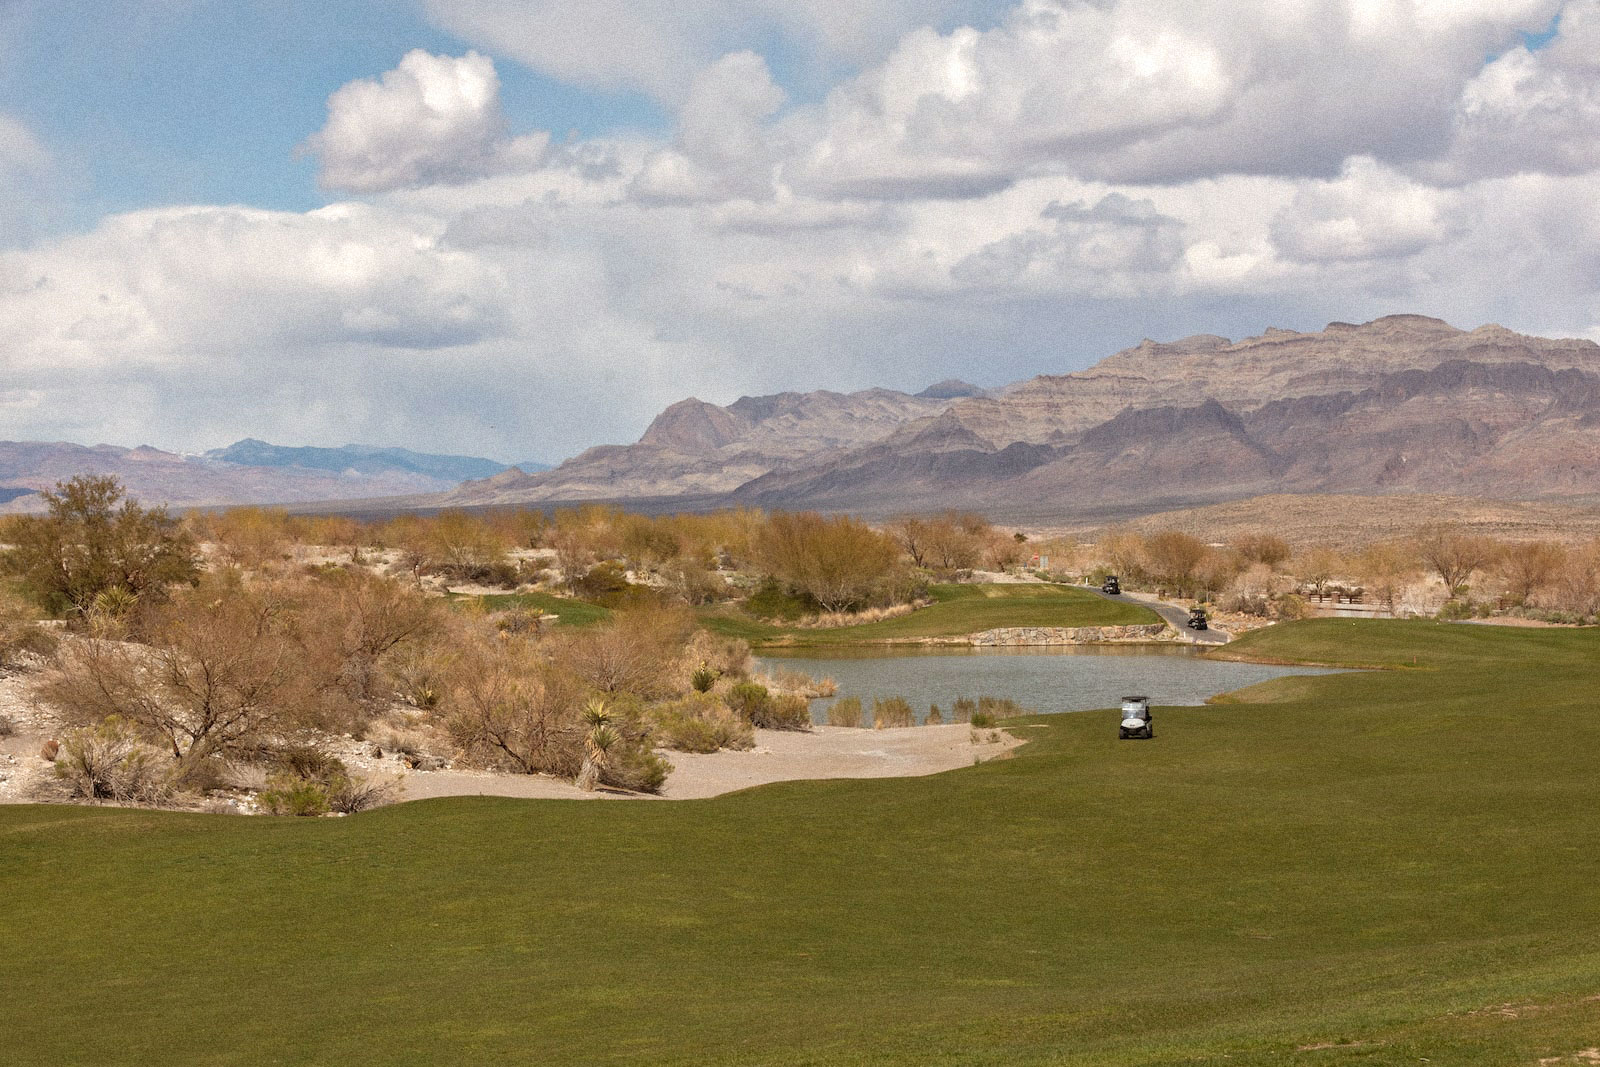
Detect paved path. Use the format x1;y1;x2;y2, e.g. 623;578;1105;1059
1076;584;1231;645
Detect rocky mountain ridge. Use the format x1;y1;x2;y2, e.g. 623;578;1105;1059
443;315;1600;519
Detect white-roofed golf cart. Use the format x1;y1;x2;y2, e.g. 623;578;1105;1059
1119;696;1152;740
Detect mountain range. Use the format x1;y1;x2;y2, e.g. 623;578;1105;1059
440;316;1600;520
0;440;540;512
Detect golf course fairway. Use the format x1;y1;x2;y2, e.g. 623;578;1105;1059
4;618;1599;1065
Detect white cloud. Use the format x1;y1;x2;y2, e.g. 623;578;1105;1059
1271;158;1458;263
778;0;1563;199
632;52;787;203
419;0;1000;102
302;50;549;193
1424;1;1600;181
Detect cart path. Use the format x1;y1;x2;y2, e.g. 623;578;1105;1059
1076;584;1231;645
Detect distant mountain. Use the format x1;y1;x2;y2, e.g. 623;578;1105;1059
0;439;512;512
438;388;961;505
204;439;508;482
438;318;1600;520
512;460;554;474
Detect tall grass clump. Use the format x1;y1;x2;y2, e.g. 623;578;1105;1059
925;704;944;725
873;696;915;729
827;696;863;728
951;697;976;723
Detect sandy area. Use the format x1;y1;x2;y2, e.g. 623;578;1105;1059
0;664;1024;809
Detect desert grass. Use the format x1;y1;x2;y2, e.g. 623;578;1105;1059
826;696;863;728
8;621;1600;1065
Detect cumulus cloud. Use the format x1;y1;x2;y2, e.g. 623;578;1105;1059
302;49;548;193
420;0;1000;101
1271;158;1459;263
778;0;1563;200
632;52;787;203
1423;1;1600;182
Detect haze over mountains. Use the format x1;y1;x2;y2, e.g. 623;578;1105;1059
0;440;542;512
443;316;1600;520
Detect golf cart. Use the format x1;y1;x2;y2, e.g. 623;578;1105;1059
1187;607;1209;631
1102;574;1121;595
1119;696;1152;740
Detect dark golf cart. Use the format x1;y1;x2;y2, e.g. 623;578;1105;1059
1187;607;1209;631
1101;575;1121;595
1119;696;1152;740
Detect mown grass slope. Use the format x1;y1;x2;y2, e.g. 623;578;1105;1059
5;619;1600;1065
700;582;1160;646
446;589;613;627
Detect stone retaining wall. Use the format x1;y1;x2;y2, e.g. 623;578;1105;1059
964;623;1174;646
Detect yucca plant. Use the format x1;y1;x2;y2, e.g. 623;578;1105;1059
576;700;616;791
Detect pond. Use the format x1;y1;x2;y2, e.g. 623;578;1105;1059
756;645;1348;724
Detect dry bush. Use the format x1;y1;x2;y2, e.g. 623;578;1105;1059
950;697;976;723
440;638;587;777
827;696;863;728
1496;541;1566;605
35;578;322;784
1143;530;1209;594
649;693;754;753
53;717;173;804
753;512;903;612
1538;540;1600;618
299;569;443;718
204;507;292;568
559;607;695;701
682;629;751;682
762;693;811;730
925;704;944;725
873;696;915;729
1232;533;1291;568
1414;523;1500;596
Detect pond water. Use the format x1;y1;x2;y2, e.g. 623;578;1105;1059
756;645;1347;723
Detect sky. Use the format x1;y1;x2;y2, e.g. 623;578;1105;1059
2;0;1599;464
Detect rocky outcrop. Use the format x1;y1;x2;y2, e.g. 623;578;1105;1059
964;624;1174;646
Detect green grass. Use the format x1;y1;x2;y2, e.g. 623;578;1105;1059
445;589;612;627
700;583;1159;646
7;619;1600;1065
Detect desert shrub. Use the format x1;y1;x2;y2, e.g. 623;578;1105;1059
951;697;976;723
2;475;199;618
493;604;547;635
827;696;863;728
760;693;812;731
270;745;347;783
575;560;631;599
682;629;751;681
650;693;754;753
1274;593;1309;620
690;664;720;692
925;704;944;725
605;743;672;793
35;578;326;782
54;717;173;804
559;608;694;701
1221;593;1271;617
759;666;837;697
662;559;730;605
440;639;587;777
259;775;331;817
1437;598;1474;621
743;577;815;622
328;775;399;814
726;681;772;721
969;710;996;728
0;588;58;667
873;696;915;729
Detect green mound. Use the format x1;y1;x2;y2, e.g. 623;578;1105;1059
5;619;1600;1065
